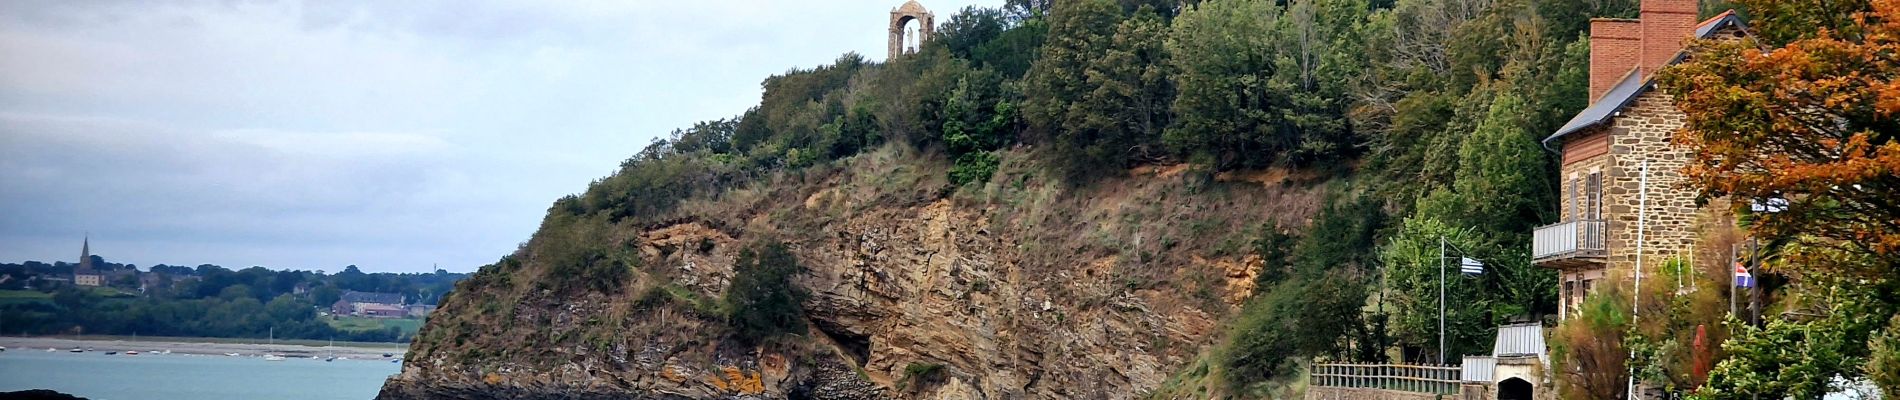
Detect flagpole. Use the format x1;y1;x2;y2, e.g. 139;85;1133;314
1729;245;1738;318
1629;159;1650;399
1438;235;1446;366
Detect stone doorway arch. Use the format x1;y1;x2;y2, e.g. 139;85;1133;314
888;0;935;59
1497;377;1534;400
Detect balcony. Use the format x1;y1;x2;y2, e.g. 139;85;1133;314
1532;220;1606;269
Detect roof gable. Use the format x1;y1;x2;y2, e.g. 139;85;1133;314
1544;11;1751;149
341;290;404;305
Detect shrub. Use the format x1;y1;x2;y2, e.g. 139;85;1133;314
1222;272;1365;392
1549;281;1630;400
899;362;947;391
1871;315;1900;396
949;151;1001;186
723;242;809;344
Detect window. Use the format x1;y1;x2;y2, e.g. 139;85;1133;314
1568;177;1579;221
1584;172;1603;220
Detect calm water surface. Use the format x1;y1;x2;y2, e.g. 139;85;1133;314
0;349;399;400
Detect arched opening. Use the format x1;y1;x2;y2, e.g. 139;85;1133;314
897;17;921;53
1497;377;1534;400
887;1;934;59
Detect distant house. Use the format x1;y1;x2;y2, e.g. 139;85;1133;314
138;273;165;293
358;303;407;318
331;290;407;318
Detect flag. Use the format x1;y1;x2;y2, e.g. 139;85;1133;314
1459;257;1484;275
1733;263;1755;288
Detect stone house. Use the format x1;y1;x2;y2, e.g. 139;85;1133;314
1532;0;1749;318
358;303;407;318
331;290;407;317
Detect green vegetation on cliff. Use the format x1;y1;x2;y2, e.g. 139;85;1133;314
403;0;1900;398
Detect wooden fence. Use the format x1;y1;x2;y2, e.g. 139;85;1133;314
1311;363;1463;395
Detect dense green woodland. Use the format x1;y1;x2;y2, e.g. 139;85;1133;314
0;259;466;343
445;0;1897;397
511;0;1626;391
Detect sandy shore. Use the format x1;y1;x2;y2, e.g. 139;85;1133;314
0;336;408;360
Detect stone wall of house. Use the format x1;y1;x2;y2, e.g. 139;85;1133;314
1602;90;1700;279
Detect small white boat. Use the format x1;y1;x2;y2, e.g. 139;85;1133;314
263;355;286;361
68;348;83;353
46;348;56;352
225;353;241;357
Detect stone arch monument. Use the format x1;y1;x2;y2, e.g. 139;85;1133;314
888;0;935;59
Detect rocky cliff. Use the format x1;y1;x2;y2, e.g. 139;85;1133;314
378;147;1327;399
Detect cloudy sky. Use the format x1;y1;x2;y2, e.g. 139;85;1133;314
0;0;1001;273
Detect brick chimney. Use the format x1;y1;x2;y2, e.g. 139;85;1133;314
1590;19;1641;101
1588;0;1700;101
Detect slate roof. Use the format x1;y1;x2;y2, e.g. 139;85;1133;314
341;290;404;305
1492;323;1547;357
1542;11;1751;150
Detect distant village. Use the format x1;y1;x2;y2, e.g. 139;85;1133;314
0;237;465;341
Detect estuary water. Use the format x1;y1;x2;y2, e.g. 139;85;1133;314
0;349;399;400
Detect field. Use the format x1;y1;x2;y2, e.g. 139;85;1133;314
326;316;424;336
0;289;53;305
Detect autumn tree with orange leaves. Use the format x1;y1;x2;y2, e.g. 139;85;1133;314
1663;1;1900;397
1660;0;1900;276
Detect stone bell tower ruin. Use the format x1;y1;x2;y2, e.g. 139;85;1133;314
889;0;935;59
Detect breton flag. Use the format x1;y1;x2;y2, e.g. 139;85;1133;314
1733;263;1756;288
1459;257;1484;275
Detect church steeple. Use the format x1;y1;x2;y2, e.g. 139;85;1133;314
80;233;93;272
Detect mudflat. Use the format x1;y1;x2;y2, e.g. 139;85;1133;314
0;336;406;360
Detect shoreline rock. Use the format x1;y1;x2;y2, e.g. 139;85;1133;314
0;389;89;400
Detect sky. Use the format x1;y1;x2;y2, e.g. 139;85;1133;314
0;0;1003;273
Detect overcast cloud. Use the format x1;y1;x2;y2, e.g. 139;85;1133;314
0;0;1001;273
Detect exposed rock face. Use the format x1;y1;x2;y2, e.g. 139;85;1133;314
381;149;1322;399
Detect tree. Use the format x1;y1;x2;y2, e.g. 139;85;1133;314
1223;271;1366;392
1658;0;1900;273
724;242;809;344
1549;283;1632;400
1064;5;1172;173
1165;0;1285;168
1692;269;1897;399
1378;217;1495;361
1425;90;1555;243
939;67;1014;186
1023;0;1172;179
939;7;1011;61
